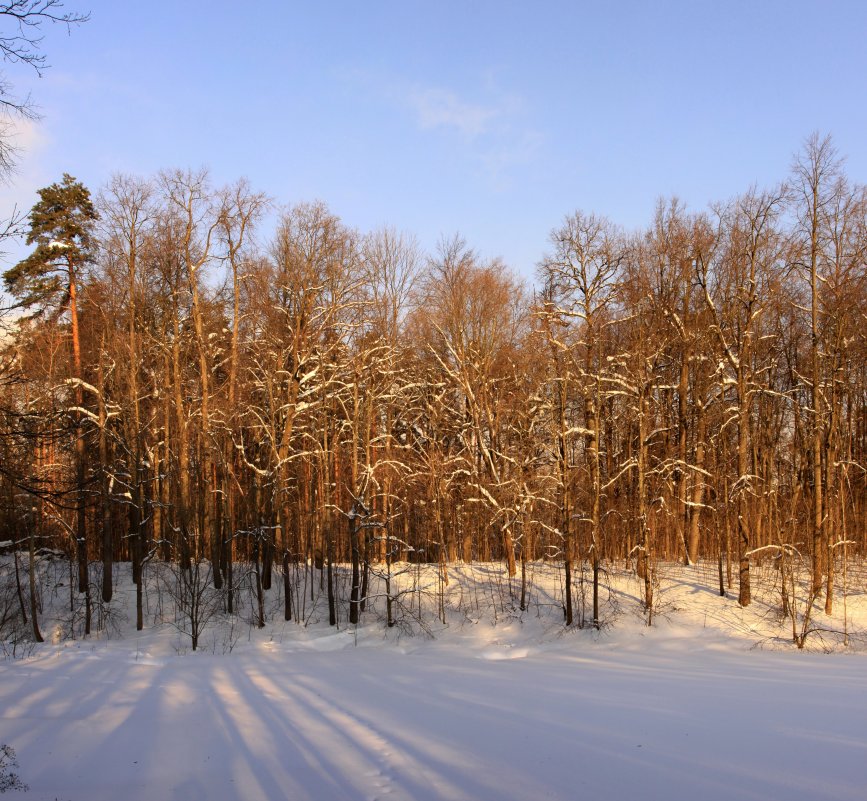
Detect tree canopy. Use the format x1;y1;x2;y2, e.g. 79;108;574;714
3;172;96;316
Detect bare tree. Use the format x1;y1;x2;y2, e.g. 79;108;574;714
790;133;848;608
696;188;786;606
97;174;154;614
540;212;624;627
161;169;223;584
419;236;529;581
215;179;269;612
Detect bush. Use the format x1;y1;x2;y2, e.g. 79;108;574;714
0;744;28;793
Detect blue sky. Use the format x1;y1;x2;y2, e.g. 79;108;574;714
2;0;866;280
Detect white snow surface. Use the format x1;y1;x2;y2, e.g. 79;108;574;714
2;560;866;801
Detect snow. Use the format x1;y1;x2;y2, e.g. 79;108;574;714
1;560;866;801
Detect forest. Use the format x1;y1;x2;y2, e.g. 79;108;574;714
1;133;865;649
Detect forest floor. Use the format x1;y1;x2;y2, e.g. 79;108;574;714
1;557;866;800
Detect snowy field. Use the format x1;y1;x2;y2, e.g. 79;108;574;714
2;559;866;801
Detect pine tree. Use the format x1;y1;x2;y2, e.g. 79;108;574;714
4;173;97;320
4;174;98;623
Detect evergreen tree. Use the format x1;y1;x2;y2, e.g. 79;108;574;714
3;173;97;319
4;174;97;616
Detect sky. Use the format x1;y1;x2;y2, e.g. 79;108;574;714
1;0;866;281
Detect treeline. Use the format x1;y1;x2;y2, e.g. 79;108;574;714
1;134;865;634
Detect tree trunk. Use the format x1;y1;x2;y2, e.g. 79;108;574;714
349;510;360;624
28;515;43;643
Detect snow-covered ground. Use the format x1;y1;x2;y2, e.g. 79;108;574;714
1;558;865;800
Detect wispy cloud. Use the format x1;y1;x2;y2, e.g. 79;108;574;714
341;67;543;187
0;117;52;264
0;116;48;178
478;130;545;189
402;81;544;186
407;87;501;138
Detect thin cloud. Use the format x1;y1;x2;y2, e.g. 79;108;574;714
0;117;52;265
407;86;500;138
341;68;543;186
479;130;545;189
0;116;48;182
